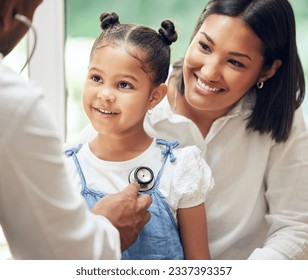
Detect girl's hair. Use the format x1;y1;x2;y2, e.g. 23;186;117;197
175;0;305;143
90;12;178;86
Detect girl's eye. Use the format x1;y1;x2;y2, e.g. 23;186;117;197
228;59;245;68
118;82;132;89
91;75;103;83
198;41;211;53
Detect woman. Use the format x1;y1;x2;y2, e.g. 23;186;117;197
144;0;308;259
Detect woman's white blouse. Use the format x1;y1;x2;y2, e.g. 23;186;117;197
144;95;308;260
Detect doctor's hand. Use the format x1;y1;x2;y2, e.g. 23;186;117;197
92;183;152;251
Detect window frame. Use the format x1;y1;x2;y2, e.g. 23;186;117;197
30;0;66;141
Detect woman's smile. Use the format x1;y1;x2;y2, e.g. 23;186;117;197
195;75;224;95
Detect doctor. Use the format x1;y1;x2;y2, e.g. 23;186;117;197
0;0;151;259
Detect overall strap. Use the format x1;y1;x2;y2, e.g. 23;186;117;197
64;144;87;194
154;138;179;188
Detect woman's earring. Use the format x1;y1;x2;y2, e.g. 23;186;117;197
257;81;264;89
147;108;153;115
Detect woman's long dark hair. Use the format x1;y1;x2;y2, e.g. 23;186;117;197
176;0;305;143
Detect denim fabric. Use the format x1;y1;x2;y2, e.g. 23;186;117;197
65;139;184;260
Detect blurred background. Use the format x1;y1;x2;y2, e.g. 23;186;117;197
65;0;308;142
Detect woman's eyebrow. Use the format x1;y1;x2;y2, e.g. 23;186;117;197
200;31;252;61
200;31;215;45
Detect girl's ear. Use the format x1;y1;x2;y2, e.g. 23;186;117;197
148;83;168;109
257;59;282;84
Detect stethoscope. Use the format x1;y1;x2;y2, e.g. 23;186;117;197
128;166;155;192
14;14;37;73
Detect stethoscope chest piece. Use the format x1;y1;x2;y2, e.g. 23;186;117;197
129;166;155;192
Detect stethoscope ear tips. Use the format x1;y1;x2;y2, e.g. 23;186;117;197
128;166;155;192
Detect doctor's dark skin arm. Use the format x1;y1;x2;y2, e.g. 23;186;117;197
92;183;152;251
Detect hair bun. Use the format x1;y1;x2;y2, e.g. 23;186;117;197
100;12;120;30
158;20;178;45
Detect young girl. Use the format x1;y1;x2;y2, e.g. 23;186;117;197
65;12;213;260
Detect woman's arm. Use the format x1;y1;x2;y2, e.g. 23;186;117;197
178;203;211;260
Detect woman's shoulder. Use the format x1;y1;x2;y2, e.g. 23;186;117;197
292;106;308;130
174;144;203;159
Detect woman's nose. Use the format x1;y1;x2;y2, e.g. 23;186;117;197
200;57;222;82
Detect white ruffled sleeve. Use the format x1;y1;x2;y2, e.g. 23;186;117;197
170;146;214;209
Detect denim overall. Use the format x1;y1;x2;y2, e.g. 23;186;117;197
65;139;184;260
